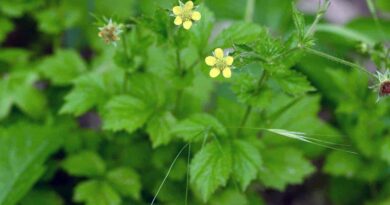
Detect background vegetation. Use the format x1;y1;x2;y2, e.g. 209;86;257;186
0;0;390;204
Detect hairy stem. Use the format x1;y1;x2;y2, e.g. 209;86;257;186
237;71;268;137
304;47;375;77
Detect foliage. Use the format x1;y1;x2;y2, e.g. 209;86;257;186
0;0;389;204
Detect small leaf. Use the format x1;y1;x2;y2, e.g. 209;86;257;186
103;95;153;133
106;167;141;200
232;140;262;191
190;141;232;202
258;147;315;190
62;151;106;177
74;180;121;205
146;112;177;148
291;2;306;41
172;113;227;142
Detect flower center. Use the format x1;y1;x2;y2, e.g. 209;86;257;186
380;81;390;96
215;59;227;69
179;10;193;21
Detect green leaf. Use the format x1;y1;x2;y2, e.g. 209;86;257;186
232;140;262;191
106;167;141;200
0;123;62;205
62;151;106;177
34;7;80;34
273;69;315;96
60;69;124;116
146;112;177;148
0;71;47;120
210;189;248;205
291;2;306;41
323;151;361;178
103;95;153;133
74;180;121;205
172;113;228;142
39;50;87;86
20;189;63;205
258;147;315;190
190;141;232;202
211;22;263;49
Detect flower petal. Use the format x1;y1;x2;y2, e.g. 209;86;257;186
225;56;234;66
205;56;217;66
183;20;193;30
209;68;221;78
173;6;182;15
214;48;224;59
191;11;201;21
222;68;232;78
174;16;183;25
184;1;194;10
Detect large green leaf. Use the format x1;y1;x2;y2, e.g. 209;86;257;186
0;123;62;205
232;140;262;191
190;141;232;202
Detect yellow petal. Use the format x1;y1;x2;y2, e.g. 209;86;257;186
209;68;221;78
214;48;224;59
225;56;234;66
222;68;232;78
205;56;217;66
173;6;182;15
191;11;201;21
174;16;183;25
183;21;193;30
184;1;194;10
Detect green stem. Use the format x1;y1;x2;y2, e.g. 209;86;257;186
236;71;268;137
245;0;256;22
303;47;375;77
121;34;130;92
174;47;183;114
304;0;330;39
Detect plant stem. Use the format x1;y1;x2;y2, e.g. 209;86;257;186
174;47;183;114
245;0;256;22
303;47;375;77
122;34;130;92
236;71;268;137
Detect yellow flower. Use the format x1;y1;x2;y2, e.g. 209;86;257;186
172;1;201;30
98;19;124;46
205;48;234;78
